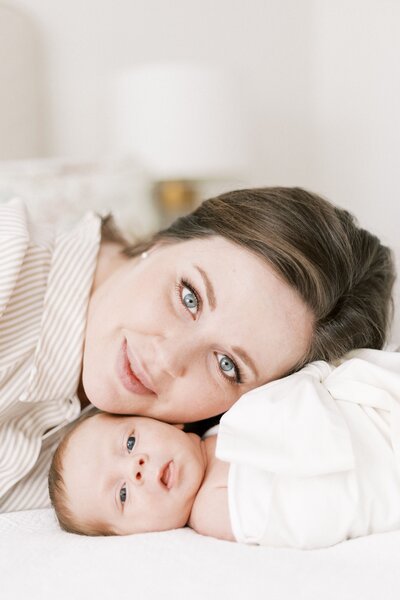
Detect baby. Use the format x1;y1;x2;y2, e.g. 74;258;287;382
49;348;400;549
48;411;233;540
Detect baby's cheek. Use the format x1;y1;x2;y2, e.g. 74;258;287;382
167;499;193;530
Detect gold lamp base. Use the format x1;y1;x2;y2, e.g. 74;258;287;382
155;180;199;225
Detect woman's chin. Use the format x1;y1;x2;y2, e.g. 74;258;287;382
81;374;113;412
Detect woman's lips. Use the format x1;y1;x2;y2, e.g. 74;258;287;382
160;460;175;490
116;338;155;395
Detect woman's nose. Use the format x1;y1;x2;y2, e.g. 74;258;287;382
131;453;148;485
152;334;193;380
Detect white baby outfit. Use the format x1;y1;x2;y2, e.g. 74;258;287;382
216;349;400;549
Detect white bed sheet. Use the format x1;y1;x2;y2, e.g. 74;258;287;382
1;508;400;600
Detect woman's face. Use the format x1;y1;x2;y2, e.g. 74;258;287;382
82;236;313;422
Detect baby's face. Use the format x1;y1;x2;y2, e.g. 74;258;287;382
62;413;206;535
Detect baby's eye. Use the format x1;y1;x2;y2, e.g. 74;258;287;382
127;435;136;452
216;353;240;383
180;283;199;316
120;485;127;504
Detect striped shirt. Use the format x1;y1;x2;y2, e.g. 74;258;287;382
0;198;101;512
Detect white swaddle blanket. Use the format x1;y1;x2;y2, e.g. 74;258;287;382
216;349;400;549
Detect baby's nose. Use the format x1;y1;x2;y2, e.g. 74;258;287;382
132;454;148;485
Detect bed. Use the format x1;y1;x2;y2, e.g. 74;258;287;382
1;5;400;600
2;507;400;600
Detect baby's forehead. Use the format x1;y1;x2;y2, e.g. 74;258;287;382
63;413;111;462
77;411;128;431
67;413;123;449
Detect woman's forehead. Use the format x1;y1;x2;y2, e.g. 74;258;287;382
157;236;276;285
165;234;256;255
173;237;302;310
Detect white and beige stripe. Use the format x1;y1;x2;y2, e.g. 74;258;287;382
0;198;101;512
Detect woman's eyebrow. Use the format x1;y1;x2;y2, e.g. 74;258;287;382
194;265;258;378
195;266;216;310
232;345;259;379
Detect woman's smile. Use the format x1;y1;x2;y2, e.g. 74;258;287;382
116;338;156;396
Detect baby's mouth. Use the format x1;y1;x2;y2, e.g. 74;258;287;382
160;460;175;490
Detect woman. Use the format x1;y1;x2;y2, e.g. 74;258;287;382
0;187;394;512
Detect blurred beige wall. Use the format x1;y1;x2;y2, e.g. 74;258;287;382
10;0;315;184
0;3;46;158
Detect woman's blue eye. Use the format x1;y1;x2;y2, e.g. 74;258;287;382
120;485;127;504
127;435;136;452
216;353;240;382
181;284;199;316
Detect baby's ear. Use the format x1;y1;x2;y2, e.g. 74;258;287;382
173;424;185;430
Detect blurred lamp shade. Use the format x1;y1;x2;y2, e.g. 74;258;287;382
112;63;250;215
